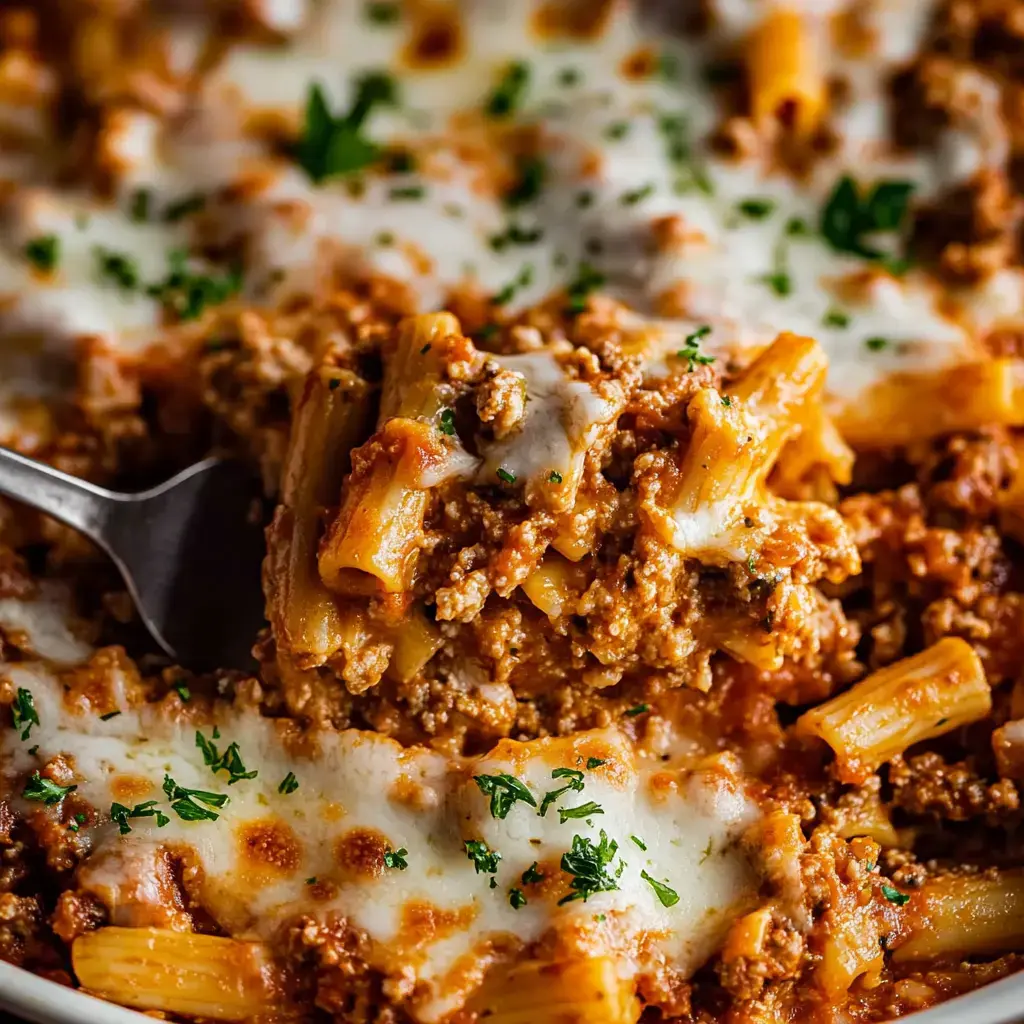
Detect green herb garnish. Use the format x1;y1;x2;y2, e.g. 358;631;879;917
558;830;623;905
278;772;299;795
497;468;516;485
624;703;649;717
110;800;170;835
465;839;502;874
474;772;537;819
438;408;457;436
737;198;775;220
881;883;910;906
641;869;680;907
522;862;544;884
486;61;530;119
162;773;228;822
11;688;38;741
23;772;76;805
25;235;59;272
559;800;604;823
384;847;409;870
196;729;257;785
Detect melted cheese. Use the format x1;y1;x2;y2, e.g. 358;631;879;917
0;0;1019;437
2;657;758;1023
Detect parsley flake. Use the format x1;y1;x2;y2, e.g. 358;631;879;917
548;471;563;484
278;772;299;795
558;800;604;823
474;772;537;819
586;757;606;769
364;1;400;24
565;261;605;315
297;73;398;183
559;830;623;905
11;688;39;741
23;772;76;805
162;774;228;823
504;156;547;207
865;336;889;352
486;61;530;119
465;839;502;874
624;703;649;717
110;800;170;835
25;235;59;272
497;468;516;485
539;767;585;817
737;198;775;220
881;883;910;906
522;862;544;884
384;847;409;870
196;729;258;785
173;681;191;702
99;711;121;721
641;869;680;907
509;887;527;909
631;835;647;851
438;408;457;436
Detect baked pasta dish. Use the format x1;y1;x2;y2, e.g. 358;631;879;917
6;1;1024;1022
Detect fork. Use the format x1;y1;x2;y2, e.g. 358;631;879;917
0;447;268;670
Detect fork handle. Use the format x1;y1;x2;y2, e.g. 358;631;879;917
0;446;115;548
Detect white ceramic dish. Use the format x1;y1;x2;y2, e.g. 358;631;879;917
0;957;1021;1024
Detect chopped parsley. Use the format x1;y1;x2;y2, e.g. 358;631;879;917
99;711;121;721
820;175;914;270
624;703;649;717
110;800;170;835
881;883;910;906
129;188;152;222
558;67;581;87
641;869;680;908
539;767;585;817
677;324;715;372
586;757;606;769
721;394;732;407
522;862;544;884
11;688;38;741
492;263;534;305
25;235;59;272
146;250;242;322
364;1;401;24
278;772;299;795
464;839;502;874
630;835;647;851
389;185;425;200
558;830;623;905
823;308;850;329
509;887;527;909
737;198;775;220
699;837;713;863
163;774;228;822
558;800;604;823
486;61;530;119
496;467;516;485
565;261;605;315
296;72;398;183
865;336;889;352
23;772;76;805
575;190;594;209
306;876;317;885
658;113;712;196
384;847;409;870
621;183;655;206
488;222;543;251
473;771;537;819
163;192;207;223
786;216;811;237
196;729;258;785
438;408;457;436
173;681;191;702
548;471;563;484
504;156;547;207
604;121;630;141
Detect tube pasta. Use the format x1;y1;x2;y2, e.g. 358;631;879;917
836;360;1024;449
319;313;465;595
795;638;991;784
894;870;1024;962
265;366;371;667
468;958;640;1024
748;7;826;136
641;332;828;564
72;927;286;1021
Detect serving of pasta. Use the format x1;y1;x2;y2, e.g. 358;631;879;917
6;1;1024;1023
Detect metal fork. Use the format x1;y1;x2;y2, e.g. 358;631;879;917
0;447;268;670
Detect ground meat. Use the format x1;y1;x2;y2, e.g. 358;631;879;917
475;366;527;439
889;751;1020;822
